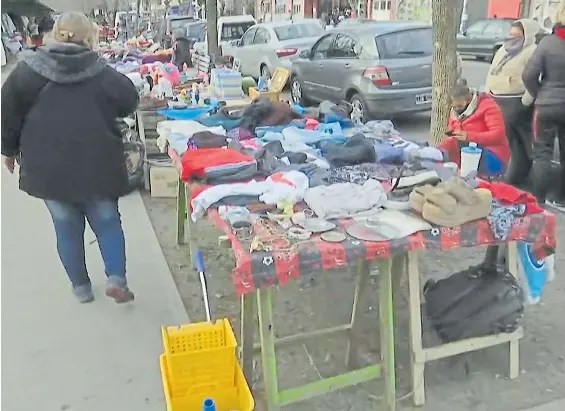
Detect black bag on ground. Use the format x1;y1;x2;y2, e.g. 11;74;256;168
423;265;524;343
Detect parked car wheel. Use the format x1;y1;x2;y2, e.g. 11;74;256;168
260;64;271;81
350;93;369;123
290;76;310;106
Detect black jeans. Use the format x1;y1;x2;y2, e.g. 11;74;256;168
532;107;565;202
493;96;534;186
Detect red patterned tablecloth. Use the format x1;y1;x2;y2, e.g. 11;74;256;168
169;147;556;296
208;209;556;296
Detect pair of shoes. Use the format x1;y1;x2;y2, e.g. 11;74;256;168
72;277;135;304
105;276;135;304
73;284;94;304
409;177;493;227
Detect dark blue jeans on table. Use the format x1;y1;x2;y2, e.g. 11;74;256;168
44;199;127;292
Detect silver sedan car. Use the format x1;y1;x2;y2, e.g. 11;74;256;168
290;22;462;121
229;20;325;80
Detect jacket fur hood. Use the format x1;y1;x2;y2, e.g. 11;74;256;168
20;42;107;84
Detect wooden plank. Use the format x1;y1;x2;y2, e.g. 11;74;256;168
345;260;370;370
406;251;426;406
379;256;397;411
421;328;524;362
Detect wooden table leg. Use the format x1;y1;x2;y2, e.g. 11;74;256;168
506;241;520;379
175;177;186;246
406;251;426;406
378;257;397;411
183;185;195;267
345;260;370;370
240;292;256;387
257;288;280;411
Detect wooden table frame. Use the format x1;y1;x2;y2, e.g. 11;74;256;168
175;178;524;409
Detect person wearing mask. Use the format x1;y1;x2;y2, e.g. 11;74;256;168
439;80;509;177
1;12;139;303
522;23;565;209
485;19;541;186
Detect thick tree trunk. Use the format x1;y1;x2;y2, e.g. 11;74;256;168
430;0;463;146
556;0;565;24
206;0;220;60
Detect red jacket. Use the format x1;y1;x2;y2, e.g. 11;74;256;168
443;93;510;166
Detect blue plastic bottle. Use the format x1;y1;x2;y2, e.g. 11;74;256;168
203;398;216;411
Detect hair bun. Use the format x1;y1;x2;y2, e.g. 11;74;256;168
456;78;468;86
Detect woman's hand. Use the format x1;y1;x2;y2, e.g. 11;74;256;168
453;131;468;141
3;156;16;174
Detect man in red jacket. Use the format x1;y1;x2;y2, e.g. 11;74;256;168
439;80;510;177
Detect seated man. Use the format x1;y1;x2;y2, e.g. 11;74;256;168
439;80;510;177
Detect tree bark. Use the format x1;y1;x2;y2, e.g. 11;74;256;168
430;0;463;146
206;0;220;59
556;0;565;24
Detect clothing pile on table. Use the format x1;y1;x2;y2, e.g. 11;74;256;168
159;98;546;230
161;98;555;311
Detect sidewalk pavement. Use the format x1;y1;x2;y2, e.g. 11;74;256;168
1;168;189;410
521;399;565;411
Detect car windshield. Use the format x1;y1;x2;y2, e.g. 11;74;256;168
375;28;433;59
274;23;323;40
169;18;197;30
221;22;255;41
185;22;205;38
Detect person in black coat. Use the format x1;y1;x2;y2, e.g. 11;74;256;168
522;23;565;209
1;12;139;303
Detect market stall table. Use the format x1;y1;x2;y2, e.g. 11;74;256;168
168;148;556;410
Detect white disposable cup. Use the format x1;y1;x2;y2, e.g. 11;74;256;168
460;144;482;178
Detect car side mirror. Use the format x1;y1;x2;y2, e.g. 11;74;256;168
299;49;310;59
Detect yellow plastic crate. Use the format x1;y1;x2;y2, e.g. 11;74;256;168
160;354;254;411
161;320;237;394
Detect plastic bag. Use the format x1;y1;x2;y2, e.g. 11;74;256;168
516;242;555;305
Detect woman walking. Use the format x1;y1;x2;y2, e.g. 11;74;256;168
522;23;565;208
1;12;139;303
485;19;542;186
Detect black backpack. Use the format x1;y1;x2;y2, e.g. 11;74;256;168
423;264;524;343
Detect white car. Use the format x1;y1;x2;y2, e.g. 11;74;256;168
193;15;256;58
230;20;325;80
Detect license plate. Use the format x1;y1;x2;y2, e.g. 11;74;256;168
415;93;432;105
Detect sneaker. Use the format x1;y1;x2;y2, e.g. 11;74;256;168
73;284;94;304
105;276;135;304
545;199;565;213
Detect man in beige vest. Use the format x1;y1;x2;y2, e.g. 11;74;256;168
485;19;542;187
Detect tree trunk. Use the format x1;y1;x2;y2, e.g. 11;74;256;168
520;0;529;18
206;0;220;59
556;0;565;24
135;0;142;34
430;0;463;146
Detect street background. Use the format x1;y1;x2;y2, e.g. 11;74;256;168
2;55;564;411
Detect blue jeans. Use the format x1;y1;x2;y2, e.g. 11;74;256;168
45;199;126;289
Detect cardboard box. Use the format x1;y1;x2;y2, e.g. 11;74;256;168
248;67;290;102
149;166;179;198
